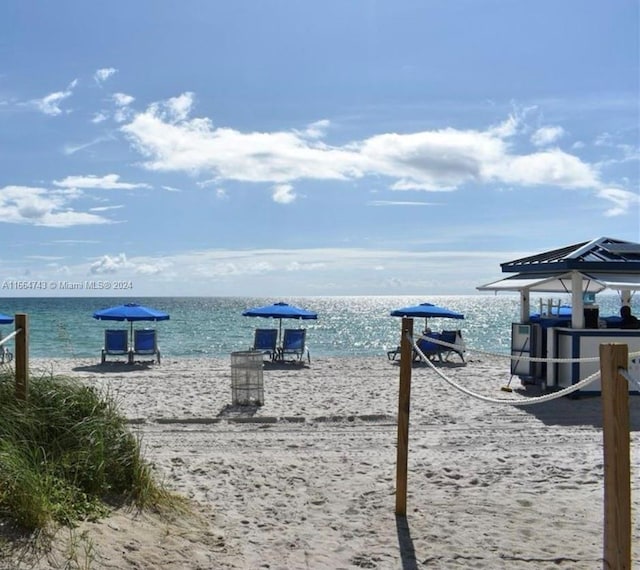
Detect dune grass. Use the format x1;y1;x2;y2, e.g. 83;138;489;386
0;368;174;531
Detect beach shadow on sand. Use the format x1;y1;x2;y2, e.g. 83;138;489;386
72;362;154;374
395;515;418;570
217;403;260;418
388;360;467;370
515;389;640;430
263;361;311;371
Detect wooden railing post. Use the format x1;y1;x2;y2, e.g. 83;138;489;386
599;343;631;569
395;317;414;516
15;313;28;401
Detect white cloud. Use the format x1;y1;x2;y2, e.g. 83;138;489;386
530;126;565;147
31;80;77;116
112;93;136;122
113;92;135;106
89;205;124;212
367;200;437;206
135;262;168;275
92;112;108;124
90;253;129;274
0;185;110;227
494;149;597;188
596;187;640;217
297;119;330;139
272;184;296;204
53;174;151;190
119;93;634;215
94;68;117;85
63;136;112;155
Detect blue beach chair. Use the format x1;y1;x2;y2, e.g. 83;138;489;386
387;332;443;362
129;328;161;364
278;328;310;363
414;333;444;362
253;328;278;360
101;329;129;364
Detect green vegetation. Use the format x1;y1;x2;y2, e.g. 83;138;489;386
0;369;172;531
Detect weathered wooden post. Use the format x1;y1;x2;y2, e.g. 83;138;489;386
15;313;28;401
599;343;631;569
395;316;414;516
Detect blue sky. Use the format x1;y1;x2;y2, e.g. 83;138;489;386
0;0;638;297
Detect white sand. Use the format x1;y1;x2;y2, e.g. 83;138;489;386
6;353;640;569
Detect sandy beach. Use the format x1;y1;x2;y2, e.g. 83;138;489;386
5;353;639;569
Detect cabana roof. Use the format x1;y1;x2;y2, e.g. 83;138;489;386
500;237;640;274
478;237;640;293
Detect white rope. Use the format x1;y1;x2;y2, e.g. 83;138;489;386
421;334;640;364
619;369;640;392
0;329;20;348
408;334;601;406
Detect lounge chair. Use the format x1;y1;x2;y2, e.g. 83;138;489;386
387;331;440;361
387;331;458;363
101;329;129;364
278;328;310;363
129;328;161;364
414;333;445;362
439;330;466;362
252;328;278;360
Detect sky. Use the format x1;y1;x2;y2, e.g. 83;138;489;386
0;0;638;297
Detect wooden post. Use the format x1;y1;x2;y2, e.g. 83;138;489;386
14;313;28;401
599;343;631;569
395;317;413;516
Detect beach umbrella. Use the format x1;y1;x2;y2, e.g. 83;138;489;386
242;302;318;343
93;302;170;337
0;313;13;325
390;302;464;331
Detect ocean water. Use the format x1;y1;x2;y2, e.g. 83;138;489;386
0;295;636;360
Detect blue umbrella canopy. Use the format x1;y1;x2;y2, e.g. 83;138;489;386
390;302;464;320
93;303;170;322
0;313;13;325
242;302;318;320
390;302;464;332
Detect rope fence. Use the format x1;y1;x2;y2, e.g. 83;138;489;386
409;333;601;406
394;317;635;569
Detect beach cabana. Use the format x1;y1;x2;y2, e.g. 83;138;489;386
477;236;640;393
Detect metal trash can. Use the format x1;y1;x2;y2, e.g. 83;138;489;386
230;350;264;406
